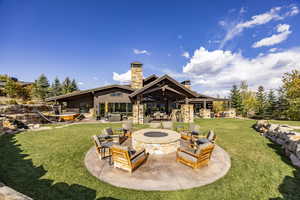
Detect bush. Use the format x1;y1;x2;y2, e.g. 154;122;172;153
5;99;18;105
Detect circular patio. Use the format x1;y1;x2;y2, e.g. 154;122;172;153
84;144;231;191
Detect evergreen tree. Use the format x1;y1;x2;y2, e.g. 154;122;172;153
255;86;267;118
265;89;277;118
62;77;72;94
275;87;289;119
70;79;78;92
32;74;50;100
50;77;62;96
230;84;243;115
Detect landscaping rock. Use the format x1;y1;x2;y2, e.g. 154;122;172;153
0;183;32;200
290;154;300;168
253;120;300;168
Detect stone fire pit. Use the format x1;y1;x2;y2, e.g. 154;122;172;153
132;128;181;155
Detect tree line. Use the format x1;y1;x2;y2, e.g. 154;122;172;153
1;74;78;101
229;70;300;120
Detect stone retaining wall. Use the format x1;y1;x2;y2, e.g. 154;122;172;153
253;120;300;168
0;134;33;200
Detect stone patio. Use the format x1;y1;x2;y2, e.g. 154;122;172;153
84;143;231;191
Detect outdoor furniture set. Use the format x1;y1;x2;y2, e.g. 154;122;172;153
92;121;216;173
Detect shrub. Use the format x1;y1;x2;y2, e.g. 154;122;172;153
5;99;18;105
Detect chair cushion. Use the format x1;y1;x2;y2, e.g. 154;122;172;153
207;130;215;141
195;138;210;145
178;151;197;162
131;152;145;164
102;141;114;148
195;142;212;154
103;128;114;135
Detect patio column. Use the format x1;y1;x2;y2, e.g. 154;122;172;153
181;99;194;123
133;96;144;124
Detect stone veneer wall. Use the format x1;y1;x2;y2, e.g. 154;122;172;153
0;135;33;200
181;104;194;123
131;65;143;89
132;103;144;124
254;120;300;168
199;109;211;118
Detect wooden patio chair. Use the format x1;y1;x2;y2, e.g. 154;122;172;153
92;135;114;160
176;143;215;169
121;121;133;137
111;144;148;173
194;130;217;144
102;127;128;144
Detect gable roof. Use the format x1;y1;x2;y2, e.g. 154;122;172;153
129;74;198;98
143;74;158;85
46;84;134;101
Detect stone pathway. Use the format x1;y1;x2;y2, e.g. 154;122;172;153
84;145;231;191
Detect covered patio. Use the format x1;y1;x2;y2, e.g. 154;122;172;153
129;75;231;124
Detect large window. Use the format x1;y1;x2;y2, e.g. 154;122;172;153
108;103;132;113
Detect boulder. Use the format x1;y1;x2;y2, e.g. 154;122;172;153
290;153;300;168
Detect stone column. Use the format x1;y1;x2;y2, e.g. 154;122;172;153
133;96;144;124
181;104;194;123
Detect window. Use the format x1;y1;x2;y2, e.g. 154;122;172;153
110;92;123;97
108;103;132;113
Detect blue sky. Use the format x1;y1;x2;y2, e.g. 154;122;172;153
1;0;300;97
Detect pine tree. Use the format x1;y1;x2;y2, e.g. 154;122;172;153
70;79;78;92
32;74;50;100
51;77;62;96
62;77;72;94
265;89;277;118
255;86;267;118
230;84;243;115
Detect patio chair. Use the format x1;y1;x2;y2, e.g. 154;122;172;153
189;124;201;136
92;135;114;160
111;144;148;173
194;130;217;145
176;143;215;169
122;121;133;137
102;127;128;144
162;121;173;129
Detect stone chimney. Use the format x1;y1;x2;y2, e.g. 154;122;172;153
181;80;191;90
131;62;143;89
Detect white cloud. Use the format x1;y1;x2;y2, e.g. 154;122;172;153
182;47;300;97
112;70;131;83
167;53;171;57
78;82;84;85
269;48;278;52
239;7;246;14
252;24;291;48
133;49;150;55
182;51;190;59
219;5;298;48
286;6;299;16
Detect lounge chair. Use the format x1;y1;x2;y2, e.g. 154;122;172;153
92;135;114;160
176;143;215;169
194;130;217;145
111;144;148;173
162;121;173;129
102;127;128;144
121;121;133;137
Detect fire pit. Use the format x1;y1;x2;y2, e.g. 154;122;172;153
132;129;181;155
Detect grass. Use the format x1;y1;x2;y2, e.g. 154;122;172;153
0;119;300;200
270;120;300;127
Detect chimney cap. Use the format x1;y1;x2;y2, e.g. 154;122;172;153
181;80;191;85
131;61;143;66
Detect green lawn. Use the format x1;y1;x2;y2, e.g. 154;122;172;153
0;119;299;200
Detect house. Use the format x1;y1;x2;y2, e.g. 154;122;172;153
46;62;233;124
